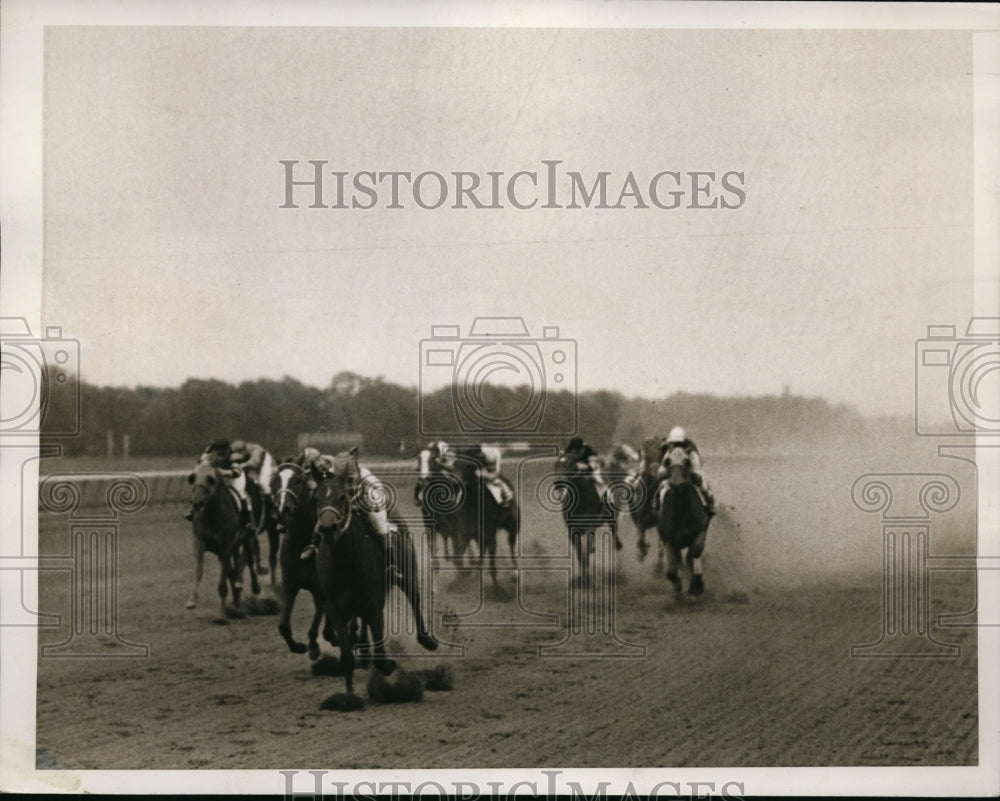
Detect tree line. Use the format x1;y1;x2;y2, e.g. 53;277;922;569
40;368;882;458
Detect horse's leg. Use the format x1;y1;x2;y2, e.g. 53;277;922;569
608;513;623;552
187;537;204;609
217;556;230;618
246;536;262;597
635;516;649;562
278;578;308;654
398;534;438;651
486;526;499;588
251;529;264;574
268;521;279;588
687;528;708;596
507;519;519;584
334;618;357;695
664;543;682;594
306;590;324;660
368;614;397;678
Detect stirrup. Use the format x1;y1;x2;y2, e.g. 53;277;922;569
300;544;318;560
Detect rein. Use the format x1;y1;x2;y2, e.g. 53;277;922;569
316;481;353;536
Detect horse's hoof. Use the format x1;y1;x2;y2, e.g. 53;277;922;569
688;576;705;596
379;658;398;677
185;600;197;609
257;565;269;576
308;643;321;661
417;633;439;652
614;539;623;551
290;642;309;655
224;605;245;619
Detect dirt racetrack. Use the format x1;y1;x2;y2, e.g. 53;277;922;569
35;451;979;769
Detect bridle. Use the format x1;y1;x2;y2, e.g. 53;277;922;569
274;463;302;508
315;475;354;537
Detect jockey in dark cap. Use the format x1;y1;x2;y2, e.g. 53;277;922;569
298;446;404;583
183;438;255;531
563;436;608;497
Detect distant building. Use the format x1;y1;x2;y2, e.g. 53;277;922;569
297;431;364;453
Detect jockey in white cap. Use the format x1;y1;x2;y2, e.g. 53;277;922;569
657;426;716;516
478;446;515;508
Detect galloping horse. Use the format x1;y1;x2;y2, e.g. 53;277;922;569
656;445;711;596
415;441;463;559
553;451;620;576
311;467;438;699
416;443;520;587
186;461;261;618
633;436;666;564
272;460;324;659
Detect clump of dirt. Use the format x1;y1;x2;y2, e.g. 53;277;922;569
367;668;424;704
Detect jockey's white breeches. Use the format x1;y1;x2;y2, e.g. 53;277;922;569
224;471;248;502
356;468;396;535
257;451;274;495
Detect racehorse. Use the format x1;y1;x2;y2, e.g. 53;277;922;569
311;466;438;699
185;461;261;619
272;460;324;659
415;441;462;559
416;443;520;587
656;444;711;596
633;436;666;565
553;450;621;577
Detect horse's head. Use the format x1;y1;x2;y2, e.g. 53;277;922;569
640;437;663;472
272;462;307;526
663;445;693;487
450;445;484;483
312;471;354;543
187;461;220;515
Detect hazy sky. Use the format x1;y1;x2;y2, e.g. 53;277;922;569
41;26;976;417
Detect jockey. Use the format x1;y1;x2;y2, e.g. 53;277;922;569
183;438;254;530
563;436;607;496
299;448;403;582
478;446;515;509
230;439;275;503
657;426;716;517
